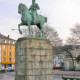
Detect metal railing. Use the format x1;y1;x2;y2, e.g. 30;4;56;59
62;73;80;80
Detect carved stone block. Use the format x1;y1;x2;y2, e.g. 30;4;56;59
15;38;53;80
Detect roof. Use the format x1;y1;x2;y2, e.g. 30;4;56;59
0;33;15;41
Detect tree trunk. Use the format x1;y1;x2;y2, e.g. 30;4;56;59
71;55;75;70
66;50;75;70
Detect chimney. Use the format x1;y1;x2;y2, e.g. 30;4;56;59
8;35;10;38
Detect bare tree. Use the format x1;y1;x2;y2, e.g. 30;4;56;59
22;26;39;38
62;45;75;70
43;24;62;46
66;24;80;45
66;37;78;45
71;24;80;39
22;24;62;46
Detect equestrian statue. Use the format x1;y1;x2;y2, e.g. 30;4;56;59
18;0;47;38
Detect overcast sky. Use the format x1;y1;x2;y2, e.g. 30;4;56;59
0;0;80;43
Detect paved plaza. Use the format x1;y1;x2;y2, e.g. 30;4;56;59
0;72;14;80
0;70;80;80
53;70;80;80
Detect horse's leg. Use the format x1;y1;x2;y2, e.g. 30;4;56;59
38;30;41;38
36;24;41;38
28;23;31;37
18;23;23;34
40;24;44;38
42;28;44;38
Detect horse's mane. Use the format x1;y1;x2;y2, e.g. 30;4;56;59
20;3;28;11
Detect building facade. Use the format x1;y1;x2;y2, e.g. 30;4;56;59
63;46;80;70
0;44;1;68
0;33;16;68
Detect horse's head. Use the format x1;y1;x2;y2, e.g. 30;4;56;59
18;3;28;14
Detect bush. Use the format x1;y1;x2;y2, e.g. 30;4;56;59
53;66;63;70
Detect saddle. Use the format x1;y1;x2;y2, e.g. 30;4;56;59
30;12;40;24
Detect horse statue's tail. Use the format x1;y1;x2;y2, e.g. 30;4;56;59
45;17;47;22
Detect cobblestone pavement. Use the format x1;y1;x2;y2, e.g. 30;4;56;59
53;75;63;80
53;70;80;80
0;72;15;80
0;70;80;80
53;70;80;75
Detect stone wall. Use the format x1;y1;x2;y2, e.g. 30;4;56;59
15;38;53;80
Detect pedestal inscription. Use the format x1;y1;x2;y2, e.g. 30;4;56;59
15;38;53;80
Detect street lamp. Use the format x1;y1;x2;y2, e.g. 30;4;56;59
12;29;18;31
12;29;26;31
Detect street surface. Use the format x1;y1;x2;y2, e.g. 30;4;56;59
0;72;14;80
0;70;80;80
53;70;80;80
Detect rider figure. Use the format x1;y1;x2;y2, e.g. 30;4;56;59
29;0;40;24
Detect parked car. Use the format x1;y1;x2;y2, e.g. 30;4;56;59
12;67;15;70
0;67;6;73
6;67;14;72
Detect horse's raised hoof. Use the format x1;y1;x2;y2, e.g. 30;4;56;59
19;31;22;34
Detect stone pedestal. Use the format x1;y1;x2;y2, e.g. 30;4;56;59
15;38;53;80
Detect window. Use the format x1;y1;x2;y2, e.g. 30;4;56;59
3;45;6;49
4;58;6;62
4;52;6;56
10;46;11;49
13;42;14;44
9;58;11;62
9;41;10;43
9;52;11;56
0;45;1;51
5;40;6;43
